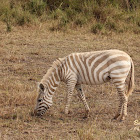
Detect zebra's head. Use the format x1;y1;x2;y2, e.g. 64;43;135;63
34;83;53;116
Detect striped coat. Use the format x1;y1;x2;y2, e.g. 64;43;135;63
34;50;134;121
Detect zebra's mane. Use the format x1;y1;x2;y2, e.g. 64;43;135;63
41;58;64;85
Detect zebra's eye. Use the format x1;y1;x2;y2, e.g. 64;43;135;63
38;99;42;102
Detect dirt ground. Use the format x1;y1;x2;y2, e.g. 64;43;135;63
0;22;140;140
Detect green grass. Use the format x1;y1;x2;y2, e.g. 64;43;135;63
0;0;140;33
91;23;105;34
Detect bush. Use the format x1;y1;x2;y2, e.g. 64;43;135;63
91;23;105;34
0;0;140;33
105;19;118;31
74;15;87;27
27;0;46;16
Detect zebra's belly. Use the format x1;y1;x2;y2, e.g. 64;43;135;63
77;72;110;85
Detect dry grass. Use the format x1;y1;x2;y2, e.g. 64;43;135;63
0;22;140;140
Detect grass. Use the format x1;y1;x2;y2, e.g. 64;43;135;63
77;123;140;140
0;0;140;33
0;22;140;139
91;23;105;34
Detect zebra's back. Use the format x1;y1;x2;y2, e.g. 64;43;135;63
62;50;131;85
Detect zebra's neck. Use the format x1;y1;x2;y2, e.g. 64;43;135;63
41;65;62;100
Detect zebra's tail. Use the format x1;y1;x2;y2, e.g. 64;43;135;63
126;58;134;97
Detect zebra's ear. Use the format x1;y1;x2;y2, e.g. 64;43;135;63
58;58;63;62
39;83;45;91
37;82;40;87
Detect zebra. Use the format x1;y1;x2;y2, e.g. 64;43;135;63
34;49;134;121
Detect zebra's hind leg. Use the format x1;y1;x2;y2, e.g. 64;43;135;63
114;83;128;121
75;84;90;118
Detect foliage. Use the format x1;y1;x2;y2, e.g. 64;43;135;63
91;23;105;34
0;0;140;33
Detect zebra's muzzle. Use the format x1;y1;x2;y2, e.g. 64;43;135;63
34;109;43;116
34;107;47;116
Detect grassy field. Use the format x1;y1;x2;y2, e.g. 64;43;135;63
0;22;140;140
1;0;140;34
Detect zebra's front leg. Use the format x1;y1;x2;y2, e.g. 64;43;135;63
65;91;73;115
75;84;90;118
65;79;77;115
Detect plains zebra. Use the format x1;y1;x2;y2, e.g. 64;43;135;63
34;49;134;121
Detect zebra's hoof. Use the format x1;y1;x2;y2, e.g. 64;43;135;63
120;116;126;122
83;110;90;119
64;111;69;115
83;116;88;119
65;110;72;115
113;114;120;120
83;114;89;119
119;119;124;122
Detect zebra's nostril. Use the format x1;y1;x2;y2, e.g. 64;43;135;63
35;112;41;116
34;110;41;116
41;113;44;116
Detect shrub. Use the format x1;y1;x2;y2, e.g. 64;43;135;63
0;0;140;33
105;19;118;31
51;8;67;20
65;8;77;21
0;2;12;32
15;10;35;26
74;15;87;27
27;0;46;16
91;23;105;34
